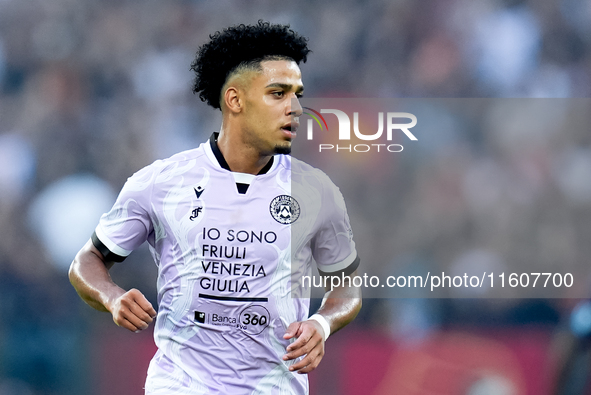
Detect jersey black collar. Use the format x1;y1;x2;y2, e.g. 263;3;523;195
209;132;274;175
210;133;274;194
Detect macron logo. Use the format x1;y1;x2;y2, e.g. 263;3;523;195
194;186;204;199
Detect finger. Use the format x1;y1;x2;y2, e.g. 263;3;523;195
113;315;140;332
119;304;151;330
122;290;155;324
289;351;320;373
283;322;301;340
286;323;317;352
119;294;153;328
284;335;319;361
296;361;320;374
130;289;157;318
122;317;149;333
116;297;151;329
286;333;311;353
127;301;154;326
291;344;324;373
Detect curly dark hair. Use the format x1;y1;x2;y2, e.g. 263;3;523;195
190;21;310;110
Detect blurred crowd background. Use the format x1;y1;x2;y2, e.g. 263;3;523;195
0;0;590;394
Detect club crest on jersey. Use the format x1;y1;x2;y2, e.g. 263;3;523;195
269;195;300;224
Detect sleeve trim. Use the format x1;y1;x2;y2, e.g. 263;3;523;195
317;249;360;277
92;227;130;262
317;241;357;271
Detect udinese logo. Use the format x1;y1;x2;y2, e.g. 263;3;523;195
270;195;300;224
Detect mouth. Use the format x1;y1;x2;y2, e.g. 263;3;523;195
281;122;299;138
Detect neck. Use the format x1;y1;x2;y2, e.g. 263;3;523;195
217;123;272;175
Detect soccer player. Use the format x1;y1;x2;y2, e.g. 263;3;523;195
69;21;362;394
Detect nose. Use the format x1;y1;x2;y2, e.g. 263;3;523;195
290;97;303;117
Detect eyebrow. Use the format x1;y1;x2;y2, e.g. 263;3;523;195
265;83;304;94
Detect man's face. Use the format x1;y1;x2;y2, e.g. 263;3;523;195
240;59;304;155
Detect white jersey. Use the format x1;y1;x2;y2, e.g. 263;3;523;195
93;134;359;394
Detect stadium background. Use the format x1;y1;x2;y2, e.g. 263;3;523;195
1;0;590;394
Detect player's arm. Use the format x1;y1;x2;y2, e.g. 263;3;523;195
317;268;363;333
69;239;156;332
283;269;362;373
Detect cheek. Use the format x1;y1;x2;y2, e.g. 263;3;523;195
244;112;270;137
261;95;285;112
256;105;280;126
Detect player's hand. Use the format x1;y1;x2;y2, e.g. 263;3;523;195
108;288;157;333
282;320;326;374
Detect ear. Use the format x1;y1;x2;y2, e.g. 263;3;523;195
223;86;242;113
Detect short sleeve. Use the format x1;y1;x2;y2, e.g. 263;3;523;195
311;174;360;277
92;163;157;261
